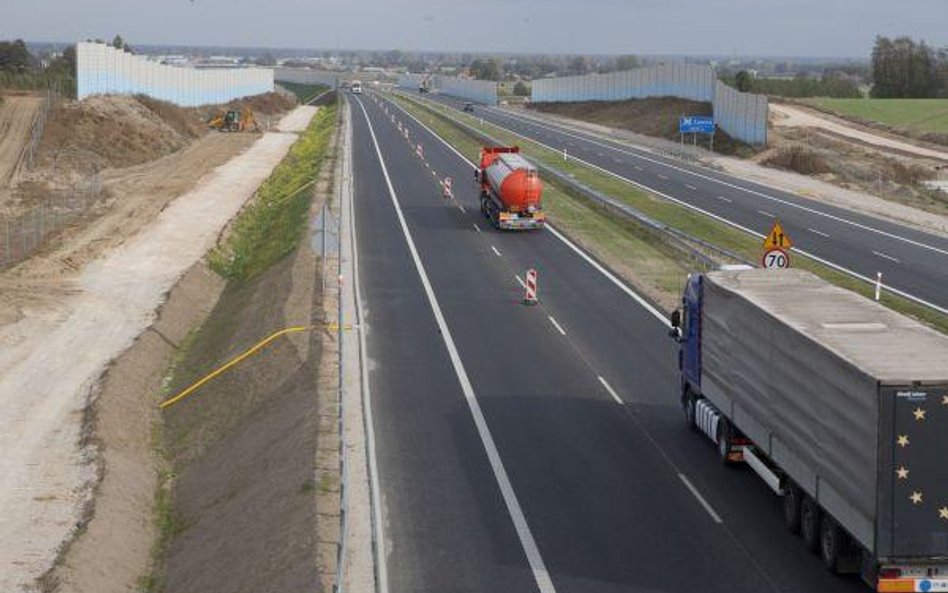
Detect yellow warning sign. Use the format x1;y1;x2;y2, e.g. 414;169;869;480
763;220;793;250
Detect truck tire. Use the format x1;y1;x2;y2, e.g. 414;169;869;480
716;418;733;465
801;496;821;554
683;391;698;432
782;481;803;534
820;516;844;572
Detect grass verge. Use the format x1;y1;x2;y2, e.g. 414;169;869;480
209;102;337;280
279;82;329;104
392;92;948;333
803;98;948;135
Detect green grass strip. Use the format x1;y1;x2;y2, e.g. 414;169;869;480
209;102;337;281
394;93;948;333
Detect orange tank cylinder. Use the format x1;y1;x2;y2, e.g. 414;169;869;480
481;148;543;212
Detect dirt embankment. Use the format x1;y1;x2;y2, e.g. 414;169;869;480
761;114;948;217
0;94;43;187
159;246;326;593
529;97;751;155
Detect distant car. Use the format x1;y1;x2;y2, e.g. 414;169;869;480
463;102;475;113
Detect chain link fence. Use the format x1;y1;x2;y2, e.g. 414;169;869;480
0;174;102;268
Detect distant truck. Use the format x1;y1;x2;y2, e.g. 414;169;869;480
350;80;363;95
477;147;545;230
669;267;948;592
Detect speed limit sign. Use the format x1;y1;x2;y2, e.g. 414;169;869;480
762;248;791;269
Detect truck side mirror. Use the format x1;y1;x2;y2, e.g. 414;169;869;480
668;310;682;341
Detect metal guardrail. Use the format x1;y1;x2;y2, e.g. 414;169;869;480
395;91;754;270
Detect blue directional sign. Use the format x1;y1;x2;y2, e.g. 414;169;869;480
679;115;715;134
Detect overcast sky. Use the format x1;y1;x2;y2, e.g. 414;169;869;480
4;0;946;57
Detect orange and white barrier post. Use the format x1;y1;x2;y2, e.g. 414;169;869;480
523;269;538;305
416;143;424;159
442;177;453;199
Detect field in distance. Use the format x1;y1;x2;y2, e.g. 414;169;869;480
804;98;948;135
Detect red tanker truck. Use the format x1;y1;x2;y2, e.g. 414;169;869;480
478;147;545;230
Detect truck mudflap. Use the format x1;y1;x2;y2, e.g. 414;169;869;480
877;577;948;592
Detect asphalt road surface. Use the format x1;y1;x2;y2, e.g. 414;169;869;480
416;92;948;315
348;91;866;593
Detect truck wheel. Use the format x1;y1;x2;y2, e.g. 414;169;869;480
800;497;821;554
716;419;733;465
782;481;802;534
820;516;843;572
683;392;698;432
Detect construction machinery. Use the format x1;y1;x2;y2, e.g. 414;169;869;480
208;106;259;133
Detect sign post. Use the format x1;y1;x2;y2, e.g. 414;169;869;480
762;220;793;269
679;116;716;155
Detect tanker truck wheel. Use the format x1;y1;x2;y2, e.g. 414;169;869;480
800;496;821;554
782;481;802;534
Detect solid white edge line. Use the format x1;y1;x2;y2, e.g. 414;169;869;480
385;93;672;326
678;473;724;524
345;101;390;593
415;100;948;316
597;376;623;405
547;315;567;336
491;245;502;257
485;105;948;258
356;97;558;593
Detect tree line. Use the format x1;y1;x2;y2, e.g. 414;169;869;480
871;35;948;98
721;70;862;98
0;36;131;97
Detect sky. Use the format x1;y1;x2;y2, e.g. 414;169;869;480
4;0;947;58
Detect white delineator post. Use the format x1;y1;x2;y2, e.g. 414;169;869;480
523;269;538;305
875;272;883;301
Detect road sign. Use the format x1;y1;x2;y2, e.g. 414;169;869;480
679;115;715;134
762;248;791;269
763;220;793;250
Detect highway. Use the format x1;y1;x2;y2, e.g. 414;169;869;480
414;92;948;315
348;90;866;592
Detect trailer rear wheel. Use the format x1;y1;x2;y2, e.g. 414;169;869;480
801;497;821;554
782;481;802;534
716;419;733;465
820;516;844;572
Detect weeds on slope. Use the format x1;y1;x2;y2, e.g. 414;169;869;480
209;102;337;280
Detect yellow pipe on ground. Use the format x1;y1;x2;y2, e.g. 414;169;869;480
158;322;347;410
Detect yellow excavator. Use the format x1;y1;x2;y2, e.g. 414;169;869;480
208;106;259;132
